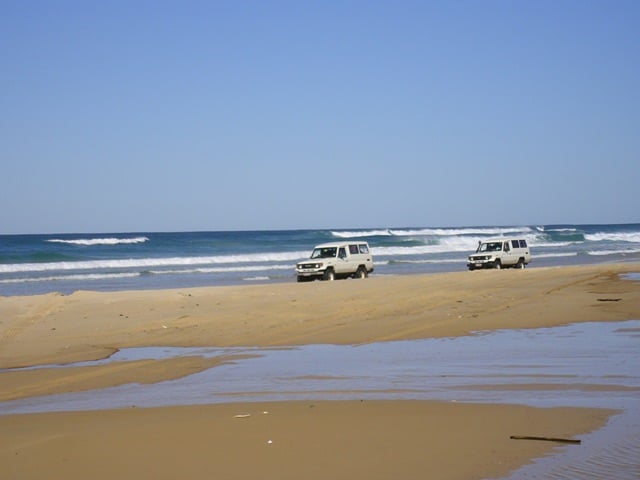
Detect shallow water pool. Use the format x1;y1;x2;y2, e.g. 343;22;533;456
1;320;639;479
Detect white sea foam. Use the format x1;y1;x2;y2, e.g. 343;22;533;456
0;251;309;274
0;265;294;285
587;248;640;256
332;226;534;238
534;252;579;259
388;226;534;237
148;265;293;275
584;232;640;243
47;237;149;246
0;273;140;284
373;244;469;256
529;240;574;248
544;228;578;233
331;229;392;238
390;258;462;264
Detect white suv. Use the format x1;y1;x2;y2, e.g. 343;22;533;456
467;238;531;270
295;241;374;282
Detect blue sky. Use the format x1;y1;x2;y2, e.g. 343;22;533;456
2;0;639;234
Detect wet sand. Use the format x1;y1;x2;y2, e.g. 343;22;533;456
0;401;614;480
1;263;639;479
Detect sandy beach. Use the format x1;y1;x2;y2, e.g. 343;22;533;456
1;263;639;479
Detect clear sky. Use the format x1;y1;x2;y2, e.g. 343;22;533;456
2;0;639;234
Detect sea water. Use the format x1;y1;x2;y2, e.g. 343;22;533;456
2;320;638;413
1;321;638;479
2;223;640;296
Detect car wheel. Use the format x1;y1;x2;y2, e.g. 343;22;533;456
323;269;335;281
355;266;368;279
494;259;502;270
516;259;525;269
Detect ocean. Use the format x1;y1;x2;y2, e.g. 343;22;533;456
1;223;640;296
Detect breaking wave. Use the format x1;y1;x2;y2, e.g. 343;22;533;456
2;223;639;295
47;237;149;246
0;251;308;274
585;232;640;243
331;226;535;238
0;273;140;284
331;229;393;238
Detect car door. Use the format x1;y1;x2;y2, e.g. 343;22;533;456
335;246;351;274
502;241;517;266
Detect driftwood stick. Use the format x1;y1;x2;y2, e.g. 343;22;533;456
510;435;581;444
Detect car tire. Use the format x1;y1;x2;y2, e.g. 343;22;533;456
323;269;335;281
516;258;525;269
494;259;502;270
355;266;368;279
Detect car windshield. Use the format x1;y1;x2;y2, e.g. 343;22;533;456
311;247;337;259
478;242;502;253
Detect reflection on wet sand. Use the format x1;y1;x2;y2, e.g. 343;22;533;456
1;321;639;479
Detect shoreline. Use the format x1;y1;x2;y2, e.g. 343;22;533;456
3;223;639;298
1;263;639;371
1;263;639;479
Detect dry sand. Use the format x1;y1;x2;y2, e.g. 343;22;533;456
1;263;639;479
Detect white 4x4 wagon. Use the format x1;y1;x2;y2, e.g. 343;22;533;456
295;241;374;282
467;238;531;270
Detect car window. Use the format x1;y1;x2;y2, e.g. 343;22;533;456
359;244;369;254
349;244;359;254
480;242;502;252
311;247;337;259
